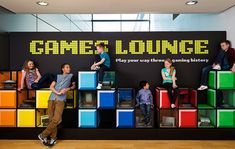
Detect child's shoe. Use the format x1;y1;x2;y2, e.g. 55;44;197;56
171;104;176;108
96;83;102;89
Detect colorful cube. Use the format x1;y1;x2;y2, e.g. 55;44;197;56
17;109;35;127
36;90;51;108
78;109;97;128
159;109;178;128
0;109;16;127
79;91;97;108
156;88;177;108
179;109;197;128
103;71;116;87
209;71;235;89
97;90;116;109
198;109;216;128
117;88;135;108
208;71;216;89
217;71;235;89
78;71;97;90
217;110;235;128
198;89;216;109
0;90;16;108
116;109;134;128
223;91;235;107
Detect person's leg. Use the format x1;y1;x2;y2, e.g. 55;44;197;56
145;104;151;124
173;87;179;105
98;65;109;84
41;100;64;139
31;73;54;89
140;104;147;123
163;83;174;104
200;65;213;86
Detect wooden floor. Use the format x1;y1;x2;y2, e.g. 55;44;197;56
0;140;235;149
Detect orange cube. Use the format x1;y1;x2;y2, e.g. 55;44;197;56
0;90;17;108
0;109;16;127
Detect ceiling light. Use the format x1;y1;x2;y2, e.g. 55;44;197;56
36;1;49;6
185;0;198;5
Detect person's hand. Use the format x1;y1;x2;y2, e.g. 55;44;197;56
172;77;177;81
212;63;216;67
60;88;68;95
151;104;154;109
172;84;178;89
91;64;96;70
231;65;235;72
18;88;22;92
34;80;38;83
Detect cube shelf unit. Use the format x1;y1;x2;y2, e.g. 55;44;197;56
156;87;198;128
197;71;235;128
0;70;78;128
1;70;235;135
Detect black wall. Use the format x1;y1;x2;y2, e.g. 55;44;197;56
9;32;226;89
0;33;9;70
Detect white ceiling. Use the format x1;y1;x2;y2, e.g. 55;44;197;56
0;0;235;14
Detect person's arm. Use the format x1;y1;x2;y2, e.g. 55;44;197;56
18;71;26;91
172;70;177;87
135;91;140;106
231;63;235;72
34;68;42;83
50;81;61;95
161;71;172;80
94;58;105;66
149;91;154;108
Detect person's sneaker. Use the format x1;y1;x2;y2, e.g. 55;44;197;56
96;83;102;89
38;134;47;144
171;104;176;108
46;139;57;147
197;85;208;91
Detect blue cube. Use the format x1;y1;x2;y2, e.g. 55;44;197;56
116;109;135;128
78;109;97;128
97;90;116;109
117;88;135;108
78;71;97;90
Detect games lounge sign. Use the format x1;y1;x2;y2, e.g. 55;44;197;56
29;39;209;56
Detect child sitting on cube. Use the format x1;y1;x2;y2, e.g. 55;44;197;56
136;80;154;126
91;42;110;89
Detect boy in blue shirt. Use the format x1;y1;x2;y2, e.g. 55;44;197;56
91;42;111;89
38;63;76;147
136;80;154;126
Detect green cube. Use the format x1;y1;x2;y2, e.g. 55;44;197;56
103;71;116;87
217;110;235;128
198;109;216;128
208;71;216;89
223;91;235;107
217;71;235;89
207;89;216;108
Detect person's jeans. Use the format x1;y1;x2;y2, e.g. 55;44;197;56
94;55;110;83
42;99;65;140
163;83;179;104
31;73;54;89
140;104;151;124
200;65;213;86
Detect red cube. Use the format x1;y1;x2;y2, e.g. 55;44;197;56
156;87;178;108
179;109;197;128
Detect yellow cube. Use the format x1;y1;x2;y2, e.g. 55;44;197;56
17;109;35;127
36;90;52;108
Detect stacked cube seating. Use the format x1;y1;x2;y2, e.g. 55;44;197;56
207;71;235;128
97;90;116;109
78;109;97;128
78;71;97;90
116;88;135;128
